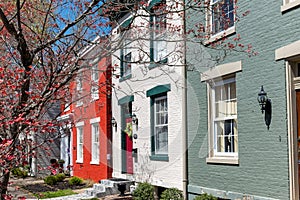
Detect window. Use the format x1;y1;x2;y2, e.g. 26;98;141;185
91;65;99;82
210;0;235;35
91;65;99;100
147;84;170;161
76;126;84;163
120;39;132;79
76;77;83;106
153;95;168;154
91;123;100;164
150;1;167;64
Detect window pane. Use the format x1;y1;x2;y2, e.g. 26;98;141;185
154;95;168;154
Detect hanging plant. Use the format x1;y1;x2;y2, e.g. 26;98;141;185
124;122;133;138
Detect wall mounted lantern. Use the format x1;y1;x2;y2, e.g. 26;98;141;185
111;117;117;132
132;113;138;131
257;86;272;130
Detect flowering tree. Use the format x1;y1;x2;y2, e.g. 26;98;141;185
0;0;255;198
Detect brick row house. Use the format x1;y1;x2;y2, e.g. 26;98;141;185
59;38;113;182
186;0;300;199
109;0;186;196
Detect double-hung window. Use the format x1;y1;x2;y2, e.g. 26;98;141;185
210;0;235;35
147;84;170;161
212;77;238;157
91;65;99;100
76;76;83;106
76;125;84;163
154;95;168;154
120;39;132;79
91;123;100;164
150;1;167;64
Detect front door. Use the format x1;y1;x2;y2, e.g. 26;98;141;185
121;102;133;174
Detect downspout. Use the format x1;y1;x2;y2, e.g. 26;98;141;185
182;0;188;198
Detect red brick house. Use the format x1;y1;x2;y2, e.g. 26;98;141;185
60;41;112;182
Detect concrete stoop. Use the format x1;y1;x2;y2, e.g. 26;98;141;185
84;178;134;199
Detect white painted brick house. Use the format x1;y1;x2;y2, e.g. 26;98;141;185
110;0;185;193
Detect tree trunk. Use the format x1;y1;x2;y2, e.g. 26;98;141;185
0;171;10;200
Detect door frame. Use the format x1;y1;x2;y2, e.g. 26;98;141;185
286;61;300;200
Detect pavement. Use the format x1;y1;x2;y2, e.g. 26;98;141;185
7;177;132;200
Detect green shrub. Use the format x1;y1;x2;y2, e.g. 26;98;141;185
35;189;76;199
161;188;183;200
44;175;58;185
55;173;66;182
68;176;83;186
11;167;28;178
132;182;154;200
194;193;218;200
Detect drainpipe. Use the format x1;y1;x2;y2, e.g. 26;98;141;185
182;0;188;198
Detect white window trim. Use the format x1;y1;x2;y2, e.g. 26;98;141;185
154;95;168;155
275;39;300;61
91;85;99;101
281;0;300;12
76;124;84;163
205;0;236;43
201;61;242;81
90;117;101;124
90;122;100;164
203;61;242;165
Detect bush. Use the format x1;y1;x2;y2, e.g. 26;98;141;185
132;182;154;200
44;175;58;185
11;167;28;178
161;188;183;200
68;176;83;186
194;193;218;200
55;173;66;182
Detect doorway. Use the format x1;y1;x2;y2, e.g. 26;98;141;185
121;102;133;174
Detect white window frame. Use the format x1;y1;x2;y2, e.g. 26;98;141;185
76;77;83;107
121;38;132;78
91;65;99;82
151;2;167;62
154;95;168;155
211;78;238;157
76;122;84;163
202;61;242;164
206;0;236;41
281;0;300;12
90;123;100;164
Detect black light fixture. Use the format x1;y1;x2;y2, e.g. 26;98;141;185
132;113;138;131
257;86;272;130
111;117;117;132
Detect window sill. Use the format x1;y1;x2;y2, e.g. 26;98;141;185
149;154;169;162
281;0;300;12
76;102;83;107
90;161;99;165
205;26;236;45
148;58;168;70
119;74;132;82
90;97;99;102
206;157;239;165
76;160;83;164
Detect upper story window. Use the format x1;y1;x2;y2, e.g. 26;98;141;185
91;65;99;82
121;38;132;79
76;76;83;107
150;1;167;64
210;0;235;35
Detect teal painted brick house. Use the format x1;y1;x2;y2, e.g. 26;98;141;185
186;0;300;199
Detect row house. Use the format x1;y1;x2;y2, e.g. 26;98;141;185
110;0;186;196
59;38;112;182
186;0;300;199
